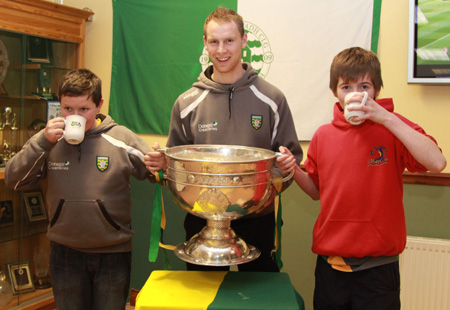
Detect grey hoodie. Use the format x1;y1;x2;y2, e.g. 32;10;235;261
167;63;303;215
5;114;154;253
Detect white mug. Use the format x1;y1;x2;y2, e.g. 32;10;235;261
64;115;86;145
344;91;368;125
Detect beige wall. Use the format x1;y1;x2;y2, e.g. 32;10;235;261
65;0;449;171
377;1;450;174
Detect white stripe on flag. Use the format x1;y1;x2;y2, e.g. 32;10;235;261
237;0;374;140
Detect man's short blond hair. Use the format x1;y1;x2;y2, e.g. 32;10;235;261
204;7;245;39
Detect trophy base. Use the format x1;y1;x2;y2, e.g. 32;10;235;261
175;242;260;266
174;220;261;266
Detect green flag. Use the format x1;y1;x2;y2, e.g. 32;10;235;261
110;0;381;139
110;0;236;135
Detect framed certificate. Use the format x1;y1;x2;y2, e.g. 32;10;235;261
26;36;53;64
7;261;35;295
22;191;47;222
47;100;61;121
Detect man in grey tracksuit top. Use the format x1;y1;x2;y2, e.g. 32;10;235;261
144;7;303;272
167;62;303;271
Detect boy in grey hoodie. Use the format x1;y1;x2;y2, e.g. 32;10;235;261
5;69;156;310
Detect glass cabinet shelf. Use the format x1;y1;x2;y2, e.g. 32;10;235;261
0;1;93;308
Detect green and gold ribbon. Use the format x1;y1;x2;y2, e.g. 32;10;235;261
148;170;176;269
148;170;164;263
271;176;284;270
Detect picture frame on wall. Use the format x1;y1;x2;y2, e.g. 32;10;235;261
0;200;14;228
408;0;450;84
0;37;9;92
0;83;7;96
22;191;47;222
26;35;53;65
47;100;62;121
6;261;35;295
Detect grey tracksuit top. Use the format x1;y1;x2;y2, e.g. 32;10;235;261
167;63;303;214
5;114;154;253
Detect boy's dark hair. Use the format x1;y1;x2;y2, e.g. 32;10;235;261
204;7;244;39
329;47;383;94
58;68;102;106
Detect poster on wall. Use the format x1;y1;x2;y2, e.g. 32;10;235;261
408;0;450;84
110;0;380;140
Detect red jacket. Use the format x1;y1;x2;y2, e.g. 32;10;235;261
305;98;437;257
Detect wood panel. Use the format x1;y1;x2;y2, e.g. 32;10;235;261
20;295;55;310
0;0;93;43
298;165;450;186
0;289;53;310
402;171;450;186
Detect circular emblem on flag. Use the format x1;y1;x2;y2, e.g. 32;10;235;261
200;20;273;79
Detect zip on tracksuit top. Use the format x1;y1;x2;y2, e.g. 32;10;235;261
5;114;155;253
306;99;439;261
166;63;303;216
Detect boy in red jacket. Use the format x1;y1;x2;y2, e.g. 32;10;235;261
277;47;446;309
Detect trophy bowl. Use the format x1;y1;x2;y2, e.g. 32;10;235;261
164;144;286;266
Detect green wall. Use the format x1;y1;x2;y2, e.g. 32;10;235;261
129;178;186;293
403;183;450;239
130;178;450;309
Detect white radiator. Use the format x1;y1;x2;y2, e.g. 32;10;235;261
399;236;450;310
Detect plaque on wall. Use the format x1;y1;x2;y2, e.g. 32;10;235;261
47;100;61;121
22;191;48;223
26;36;53;65
6;261;35;295
0;38;9;96
0;200;14;228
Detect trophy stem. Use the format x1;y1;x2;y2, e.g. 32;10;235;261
174;217;260;266
203;218;232;238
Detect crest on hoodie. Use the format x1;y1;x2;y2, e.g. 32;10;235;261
368;146;389;166
97;156;109;172
251;115;263;130
200;21;273;79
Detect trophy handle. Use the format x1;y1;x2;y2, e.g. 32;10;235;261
150;147;168;181
282;170;295;183
275;152;295;183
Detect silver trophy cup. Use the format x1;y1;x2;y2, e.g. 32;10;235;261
162;145;291;266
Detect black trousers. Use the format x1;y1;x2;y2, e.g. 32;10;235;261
184;212;280;272
314;255;400;310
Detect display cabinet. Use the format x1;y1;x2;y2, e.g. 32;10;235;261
0;1;93;308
